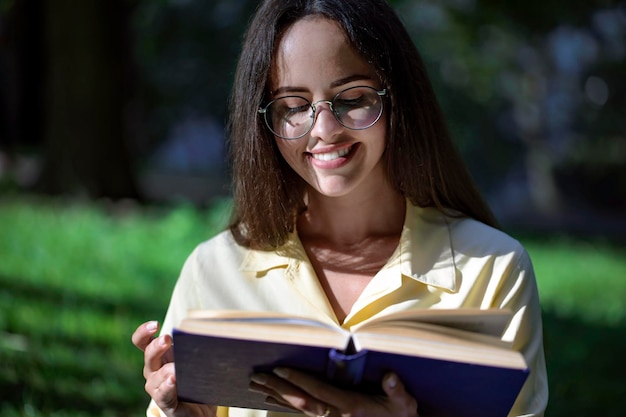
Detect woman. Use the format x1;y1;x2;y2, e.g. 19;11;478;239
132;0;548;416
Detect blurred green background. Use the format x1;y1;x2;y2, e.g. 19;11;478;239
1;0;625;416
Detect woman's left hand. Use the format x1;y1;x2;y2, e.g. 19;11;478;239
249;368;419;417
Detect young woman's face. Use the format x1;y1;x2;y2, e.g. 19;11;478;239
270;17;388;200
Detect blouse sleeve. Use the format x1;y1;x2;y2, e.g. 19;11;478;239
498;248;549;417
145;247;204;417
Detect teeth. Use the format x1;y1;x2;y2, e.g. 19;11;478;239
311;146;351;161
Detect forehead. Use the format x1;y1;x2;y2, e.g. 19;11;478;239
270;17;376;94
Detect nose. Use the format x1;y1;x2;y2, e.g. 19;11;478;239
309;100;342;141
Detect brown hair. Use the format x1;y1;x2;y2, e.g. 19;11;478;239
227;0;498;249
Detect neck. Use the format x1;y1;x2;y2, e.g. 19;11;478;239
298;184;406;248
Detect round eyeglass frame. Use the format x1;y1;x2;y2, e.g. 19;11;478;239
258;86;387;140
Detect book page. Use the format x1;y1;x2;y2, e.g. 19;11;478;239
178;312;349;350
354;308;512;337
353;326;527;369
186;309;331;323
357;321;512;348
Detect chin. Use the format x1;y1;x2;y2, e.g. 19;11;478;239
309;181;358;198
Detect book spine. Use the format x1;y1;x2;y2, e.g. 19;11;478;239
326;348;368;386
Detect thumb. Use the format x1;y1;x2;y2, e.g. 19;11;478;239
382;373;419;415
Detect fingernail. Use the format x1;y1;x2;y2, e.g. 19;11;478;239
264;397;281;406
146;321;158;332
250;374;268;385
273;367;289;378
386;373;398;389
248;385;264;393
166;375;175;386
159;335;168;346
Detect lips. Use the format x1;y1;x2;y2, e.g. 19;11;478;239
310;144;355;162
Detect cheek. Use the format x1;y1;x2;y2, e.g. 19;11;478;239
274;139;289;160
274;139;302;169
370;121;387;154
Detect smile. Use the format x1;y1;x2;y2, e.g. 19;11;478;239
310;145;353;162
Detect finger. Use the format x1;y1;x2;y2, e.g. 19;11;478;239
273;367;343;399
264;395;300;412
266;369;339;416
162;341;175;364
144;334;173;378
132;321;159;351
249;380;299;411
251;372;326;415
251;373;307;400
153;372;179;412
382;373;418;414
145;362;176;394
249;380;274;397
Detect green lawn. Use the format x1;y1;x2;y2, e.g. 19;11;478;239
0;196;624;416
522;235;626;416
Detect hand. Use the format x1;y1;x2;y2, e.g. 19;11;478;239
131;321;217;417
249;368;419;417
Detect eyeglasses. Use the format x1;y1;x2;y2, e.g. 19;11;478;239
258;86;387;140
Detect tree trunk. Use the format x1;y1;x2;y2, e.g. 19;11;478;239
38;0;140;200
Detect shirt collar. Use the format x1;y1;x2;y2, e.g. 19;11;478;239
398;203;460;293
239;202;460;293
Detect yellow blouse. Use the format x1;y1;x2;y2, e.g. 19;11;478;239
148;203;548;417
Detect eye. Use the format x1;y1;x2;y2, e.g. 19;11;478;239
334;87;380;112
335;94;366;108
285;104;311;114
273;97;311;116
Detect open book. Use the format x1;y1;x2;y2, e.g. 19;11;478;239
173;309;529;417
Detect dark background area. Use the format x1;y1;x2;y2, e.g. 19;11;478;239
1;1;625;416
1;0;625;236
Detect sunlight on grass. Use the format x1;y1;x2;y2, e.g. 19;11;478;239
524;237;626;325
0;198;231;299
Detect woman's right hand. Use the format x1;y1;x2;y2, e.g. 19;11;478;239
132;321;217;417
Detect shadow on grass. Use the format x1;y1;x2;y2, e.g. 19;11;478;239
542;308;626;417
0;274;159;416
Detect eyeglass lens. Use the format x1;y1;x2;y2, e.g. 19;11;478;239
263;86;384;139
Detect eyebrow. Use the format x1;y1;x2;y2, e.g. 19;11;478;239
272;74;373;97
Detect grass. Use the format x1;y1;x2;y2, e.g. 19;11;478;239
525;236;626;325
0;196;231;417
0;196;624;416
521;234;626;417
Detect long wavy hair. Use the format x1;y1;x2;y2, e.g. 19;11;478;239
227;0;498;249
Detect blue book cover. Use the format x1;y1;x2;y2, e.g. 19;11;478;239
172;310;528;417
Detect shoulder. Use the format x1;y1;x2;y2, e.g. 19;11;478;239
447;214;535;279
195;229;243;253
187;229;249;267
450;215;525;255
410;204;530;263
